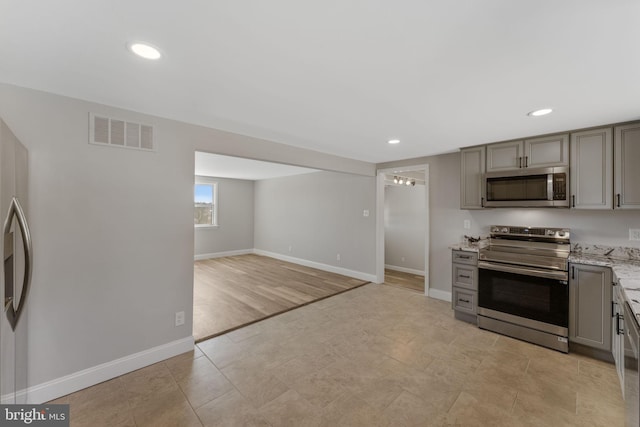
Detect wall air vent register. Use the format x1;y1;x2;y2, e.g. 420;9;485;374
89;113;154;151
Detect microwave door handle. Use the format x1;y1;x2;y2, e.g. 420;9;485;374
547;174;554;201
3;197;33;331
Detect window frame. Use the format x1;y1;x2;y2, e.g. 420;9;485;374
194;181;219;228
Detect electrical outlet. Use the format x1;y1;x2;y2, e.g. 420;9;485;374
337;253;341;261
363;209;369;217
288;245;292;252
401;257;405;263
175;311;185;327
463;220;471;230
630;229;640;241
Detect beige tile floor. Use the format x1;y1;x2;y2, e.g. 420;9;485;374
51;284;624;426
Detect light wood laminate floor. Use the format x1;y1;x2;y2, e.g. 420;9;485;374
193;254;368;342
51;284;624;426
383;269;424;292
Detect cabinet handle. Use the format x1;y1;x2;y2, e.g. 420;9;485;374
617;314;624;335
571;266;575;280
481;197;484;208
459;298;470;303
525;156;528;168
572;195;575;208
459;274;471;279
617;193;621;207
518;156;522;168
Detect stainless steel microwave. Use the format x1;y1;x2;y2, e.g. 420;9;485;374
484;166;569;208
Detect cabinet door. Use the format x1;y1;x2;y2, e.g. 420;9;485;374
612;283;624;391
614;123;640;209
460;146;485;209
569;264;612;351
486;140;523;172
570;127;613;209
524;134;569;168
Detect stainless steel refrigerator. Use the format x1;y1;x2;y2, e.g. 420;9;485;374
0;118;33;404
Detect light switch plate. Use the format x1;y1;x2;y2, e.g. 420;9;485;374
463;220;471;230
630;229;640;241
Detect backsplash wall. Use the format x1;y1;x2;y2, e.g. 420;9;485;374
468;209;640;249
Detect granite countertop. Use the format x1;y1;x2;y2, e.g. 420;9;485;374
568;252;640;324
450;239;488;252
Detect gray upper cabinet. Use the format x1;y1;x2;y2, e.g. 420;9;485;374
486;134;568;172
570;127;613;209
524;134;569;168
460;146;485;209
569;263;612;352
614;123;640;209
486;140;523;171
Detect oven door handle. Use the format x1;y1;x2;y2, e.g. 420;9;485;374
478;261;568;282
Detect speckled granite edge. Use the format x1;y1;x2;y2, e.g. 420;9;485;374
450;239;489;253
571;243;640;261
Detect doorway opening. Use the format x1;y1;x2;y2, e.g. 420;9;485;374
192;151;372;342
376;165;429;295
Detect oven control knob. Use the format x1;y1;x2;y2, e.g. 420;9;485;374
558;230;566;237
501;227;508;233
547;229;555;236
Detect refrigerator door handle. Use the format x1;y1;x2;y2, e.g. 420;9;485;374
3;197;33;331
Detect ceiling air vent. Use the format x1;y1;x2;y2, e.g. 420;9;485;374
89;113;154;151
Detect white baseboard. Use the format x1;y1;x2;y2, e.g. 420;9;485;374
8;336;194;404
385;265;425;276
428;288;452;302
194;249;253;261
254;249;376;283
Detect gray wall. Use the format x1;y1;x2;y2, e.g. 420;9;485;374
254;171;377;276
384;184;426;272
194;176;254;257
0;83;375;394
380;151;640;296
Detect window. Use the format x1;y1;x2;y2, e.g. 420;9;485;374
194;183;218;226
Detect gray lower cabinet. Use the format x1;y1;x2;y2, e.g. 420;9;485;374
569;263;612;352
612;279;624;392
452;250;478;323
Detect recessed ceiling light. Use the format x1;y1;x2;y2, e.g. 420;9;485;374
388;139;400;144
528;108;553;117
128;42;162;60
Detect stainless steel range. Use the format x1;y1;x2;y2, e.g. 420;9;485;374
477;225;570;353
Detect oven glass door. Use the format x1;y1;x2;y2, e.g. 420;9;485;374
478;267;569;328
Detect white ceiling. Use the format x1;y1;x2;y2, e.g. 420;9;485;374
1;1;639;164
195;152;318;180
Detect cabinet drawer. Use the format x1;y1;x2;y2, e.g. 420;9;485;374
453;288;477;315
452;250;478;265
453;264;477;290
